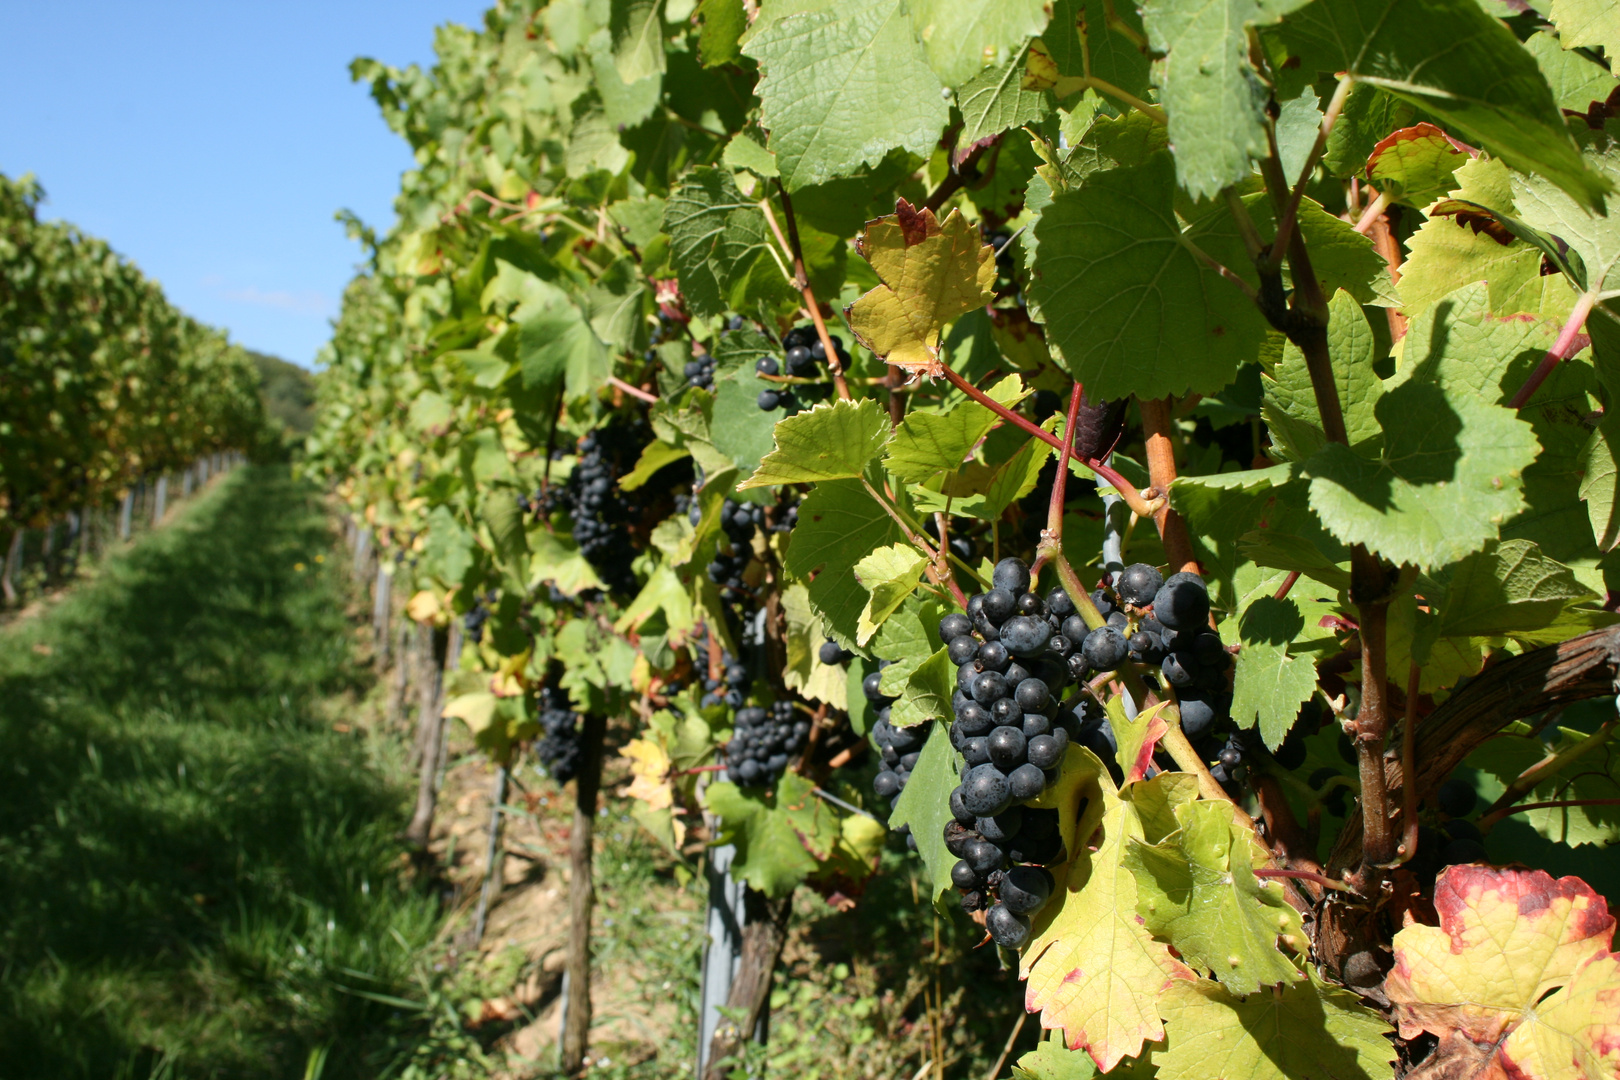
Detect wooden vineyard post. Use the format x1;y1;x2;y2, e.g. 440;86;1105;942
404;623;450;851
701;888;791;1080
561;712;607;1074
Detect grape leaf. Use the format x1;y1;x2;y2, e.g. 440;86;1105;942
780;582;849;709
516;279;612;406
1549;0;1620;61
847;201;998;377
1425;539;1596;640
783;478;908;648
1262;290;1383;461
1125;799;1306;995
707;375;784;482
743;0;948;192
956;47;1053;146
592;35;662;129
1023;767;1197;1072
1522;29;1619;114
1230;596;1321;750
740;398;893;488
1364;123;1471;209
1040;0;1153;100
886;718;962;903
1238;194;1396;307
1273;84;1323;183
1027;150;1269;400
1270;0;1611;210
1138;0;1313;200
695;0;746;66
721;129;779;179
1323;83;1415;178
705;774;831;896
887;646;955;729
915;428;1054;521
1299;343;1539;571
1013;1034;1100;1080
1155;965;1396;1080
853;543;930;645
1386;865;1619;1080
583;256;652;353
1466;722;1620;848
1581;411;1620;551
610;0;666;82
663;167;791;320
909;0;1050;89
885;374;1030;483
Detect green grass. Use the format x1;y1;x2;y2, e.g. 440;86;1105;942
0;467;440;1079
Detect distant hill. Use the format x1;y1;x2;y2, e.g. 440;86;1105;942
248;350;315;436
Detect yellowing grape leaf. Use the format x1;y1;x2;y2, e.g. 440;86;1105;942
621;737;674;810
1364;123;1473;209
847;199;997;377
1387;865;1620;1080
852;543;930;645
1022;764;1197;1071
1155;965;1396;1080
1124;799;1306;996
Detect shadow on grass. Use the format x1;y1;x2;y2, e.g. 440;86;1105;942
0;468;440;1079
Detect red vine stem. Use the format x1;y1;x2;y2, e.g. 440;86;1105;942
1254;867;1351;893
1138;396;1198;574
607;375;658;404
765;183;852;401
1507;290;1597;409
1273;570;1301;601
1396;661;1421;864
1033;382;1085;580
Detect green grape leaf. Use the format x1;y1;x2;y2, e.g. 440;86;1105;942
1262;290;1383;461
1155;965;1396;1080
565;106;631;177
708;374;784;482
1522;30;1619;114
1027;151;1269;400
1041;0;1152;99
847;202;997;376
1125;799;1306;995
1271;0;1611;210
517;283;612;406
1023;766;1197;1072
956;47;1053;147
583;256;652;353
853;542;930;645
1238;193;1395;307
910;0;1049;88
781;582;850;709
705;774;826;897
610;0;666;82
1580;410;1620;551
784;478;909;648
1012;1035;1100;1080
1300;335;1540;570
1549;0;1620;60
887;719;962;902
592;34;662;128
663;167;791;320
743;0;949;192
1139;0;1312;200
888;646;955;729
722;129;780;179
695;0;746;67
1273;84;1324;182
1230;596;1321;750
885;374;1029;483
1323;82;1416;178
739;398;893;488
1365;123;1471;209
1425;539;1596;640
1466;722;1620;847
916;428;1054;521
1513;141;1620;327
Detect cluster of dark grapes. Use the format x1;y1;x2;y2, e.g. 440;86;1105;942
462;590;494;644
697;498;765;595
725;699;809;786
692;627;751;710
755;325;851;413
563;427;640;595
942;557;1088;947
684;354;717;390
536;685;582;783
863;663;931;852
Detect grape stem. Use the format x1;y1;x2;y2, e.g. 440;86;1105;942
1506;290;1598;409
1137;396;1198;574
1476;718;1616;833
1264;76;1354;271
606;375;658;404
1394;661;1422;866
1033;382;1086;580
935;365;1164;518
1253;867;1352;893
1273;570;1301;601
761;184;852;401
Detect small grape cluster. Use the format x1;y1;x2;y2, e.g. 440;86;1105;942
684;354;717;390
818;638;854;666
462;590;493;644
693;628;751;710
703;499;764;594
725;699;809;786
565;427;639;595
755;325;851;413
942;557;1085;946
536;685;582;783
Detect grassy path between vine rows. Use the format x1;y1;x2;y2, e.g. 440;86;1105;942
0;467;438;1079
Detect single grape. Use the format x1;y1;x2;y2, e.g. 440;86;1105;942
1090;589;1116;617
900;751;920;770
992;557;1031;594
1060;614;1089;647
976;808;1022;843
1152;572;1210;631
873;770;901;798
1117;563;1165;607
999;615;1052;658
1081;626;1129;671
950;860;982;890
1046;588;1076;618
1003;660;1031;689
1106;610;1128;631
1436;777;1478;818
1178;692;1217;739
757;389;781;411
1014;678;1050;712
962;736;991;767
1027;733;1063;769
863;670;887;702
943;820;975;857
990;696;1024;727
986;904;1032;949
1066;652;1091;683
949;786;975;824
948;636;979;665
939;612;972;642
987;726;1028;770
956;700;994;736
1000;866;1055;916
1047;633;1074;659
818;639;847;666
1021;712;1051;739
977;640;1011;672
755;356;779;376
957;659;984;693
1192;632;1226;668
966;593;985;621
962;764;1013;817
1161;653;1196;688
981;588;1017;626
1218;746;1242;768
971;670;1011;706
1016;592;1046;618
963;834;1005;876
1007;762;1046;801
959;890;987;913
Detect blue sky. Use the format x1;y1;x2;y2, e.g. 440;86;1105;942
0;1;488;368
